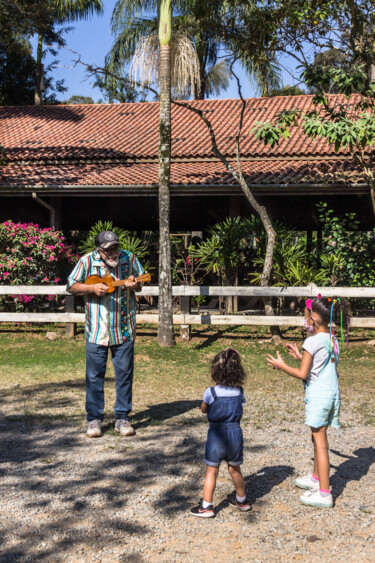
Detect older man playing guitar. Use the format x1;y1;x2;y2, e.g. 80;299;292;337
67;230;149;438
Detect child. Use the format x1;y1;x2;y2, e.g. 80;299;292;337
190;348;251;518
267;296;350;508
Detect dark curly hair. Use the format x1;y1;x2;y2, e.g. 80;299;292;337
211;348;246;387
311;297;351;332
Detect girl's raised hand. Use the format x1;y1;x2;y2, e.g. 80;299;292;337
286;343;303;360
267;351;285;370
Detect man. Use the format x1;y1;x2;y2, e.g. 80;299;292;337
67;230;144;438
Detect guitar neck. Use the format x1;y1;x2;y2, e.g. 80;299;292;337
111;276;141;288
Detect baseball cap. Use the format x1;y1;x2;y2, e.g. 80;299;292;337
95;231;120;249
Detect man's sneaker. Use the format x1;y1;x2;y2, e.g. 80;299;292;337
115;419;135;436
87;419;102;438
190;501;215;518
229;496;252;512
295;474;320;491
300;489;333;508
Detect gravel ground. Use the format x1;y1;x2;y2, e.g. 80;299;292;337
0;401;374;562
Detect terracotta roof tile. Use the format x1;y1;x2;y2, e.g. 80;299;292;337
0;159;366;188
0;95;359;163
0;95;367;188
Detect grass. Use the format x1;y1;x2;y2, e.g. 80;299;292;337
0;324;374;428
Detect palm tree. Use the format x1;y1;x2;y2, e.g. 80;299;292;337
33;0;103;104
130;2;199;346
157;0;174;345
108;0;280;99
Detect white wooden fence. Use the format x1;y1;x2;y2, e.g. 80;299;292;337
1;284;375;332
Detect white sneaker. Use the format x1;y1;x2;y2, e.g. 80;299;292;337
300;489;333;508
115;419;135;436
87;419;102;438
295;474;319;490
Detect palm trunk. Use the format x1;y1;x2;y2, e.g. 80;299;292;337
35;34;44;105
157;0;175;346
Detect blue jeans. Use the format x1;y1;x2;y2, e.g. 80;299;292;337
85;341;134;422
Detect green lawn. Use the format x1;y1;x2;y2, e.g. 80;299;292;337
1;324;374;428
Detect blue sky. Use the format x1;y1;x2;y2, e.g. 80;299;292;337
33;0;299;103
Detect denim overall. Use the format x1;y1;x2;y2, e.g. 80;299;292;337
204;387;244;467
304;335;340;429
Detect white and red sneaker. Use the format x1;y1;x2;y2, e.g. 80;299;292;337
190;501;215;518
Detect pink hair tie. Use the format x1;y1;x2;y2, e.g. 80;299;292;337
306;294;322;310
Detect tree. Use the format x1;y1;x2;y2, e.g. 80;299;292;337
0;38;36;105
267;84;306;97
63;94;95;104
108;0;281;100
156;0;174;345
93;73;147;103
251;0;375;214
32;0;103;104
129;2;199;346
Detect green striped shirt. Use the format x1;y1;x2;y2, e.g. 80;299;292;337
67;250;144;345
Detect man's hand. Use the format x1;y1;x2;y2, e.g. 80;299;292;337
123;275;140;291
92;283;109;296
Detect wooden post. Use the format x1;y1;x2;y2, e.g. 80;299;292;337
65;295;77;338
180;294;191;341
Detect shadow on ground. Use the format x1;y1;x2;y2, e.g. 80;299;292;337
130;400;201;429
330;446;375;499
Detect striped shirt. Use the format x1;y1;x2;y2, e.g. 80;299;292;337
67;249;144;346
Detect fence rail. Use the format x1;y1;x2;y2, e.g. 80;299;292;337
1;285;375;333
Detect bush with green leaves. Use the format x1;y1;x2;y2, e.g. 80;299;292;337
195;216;262;286
0;220;78;311
78;221;150;269
316;203;375;287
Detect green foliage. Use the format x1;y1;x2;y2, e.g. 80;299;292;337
0;220;78;311
108;0;281;99
316;203;375;287
267;84;306;97
63;95;95;104
195;217;261;285
93;73;147;104
251;235;326;287
78;220;149;264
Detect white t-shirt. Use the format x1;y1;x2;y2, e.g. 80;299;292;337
302;333;336;385
203;385;246;405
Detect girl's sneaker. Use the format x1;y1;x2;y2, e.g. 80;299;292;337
295;474;319;490
229;496;252;512
190;501;215;518
300;490;333;508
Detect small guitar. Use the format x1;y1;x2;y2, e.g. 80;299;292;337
84;272;151;293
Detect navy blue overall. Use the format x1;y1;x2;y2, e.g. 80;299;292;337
204;387;244;467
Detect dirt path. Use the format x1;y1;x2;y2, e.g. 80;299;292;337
0;413;374;562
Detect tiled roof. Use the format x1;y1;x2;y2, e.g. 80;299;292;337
0;160;365;188
0;95;366;188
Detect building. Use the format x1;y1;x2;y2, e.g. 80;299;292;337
0;95;372;232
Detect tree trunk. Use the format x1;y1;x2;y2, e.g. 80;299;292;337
35;34;44;105
157;0;175;346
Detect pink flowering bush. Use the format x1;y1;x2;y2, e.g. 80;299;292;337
0;220;79;312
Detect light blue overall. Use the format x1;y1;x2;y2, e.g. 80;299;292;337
304;335;340;429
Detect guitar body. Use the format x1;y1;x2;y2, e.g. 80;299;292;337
84;272;151;293
85;275;117;292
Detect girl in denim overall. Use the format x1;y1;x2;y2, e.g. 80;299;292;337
190;348;251;518
267;297;350;508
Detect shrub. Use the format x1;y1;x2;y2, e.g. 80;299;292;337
0;220;78;311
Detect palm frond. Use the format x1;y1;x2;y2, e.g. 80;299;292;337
108;17;158;69
54;0;103;23
204;60;231;97
130;32;200;97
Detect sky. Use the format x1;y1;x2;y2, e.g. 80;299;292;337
32;0;298;103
